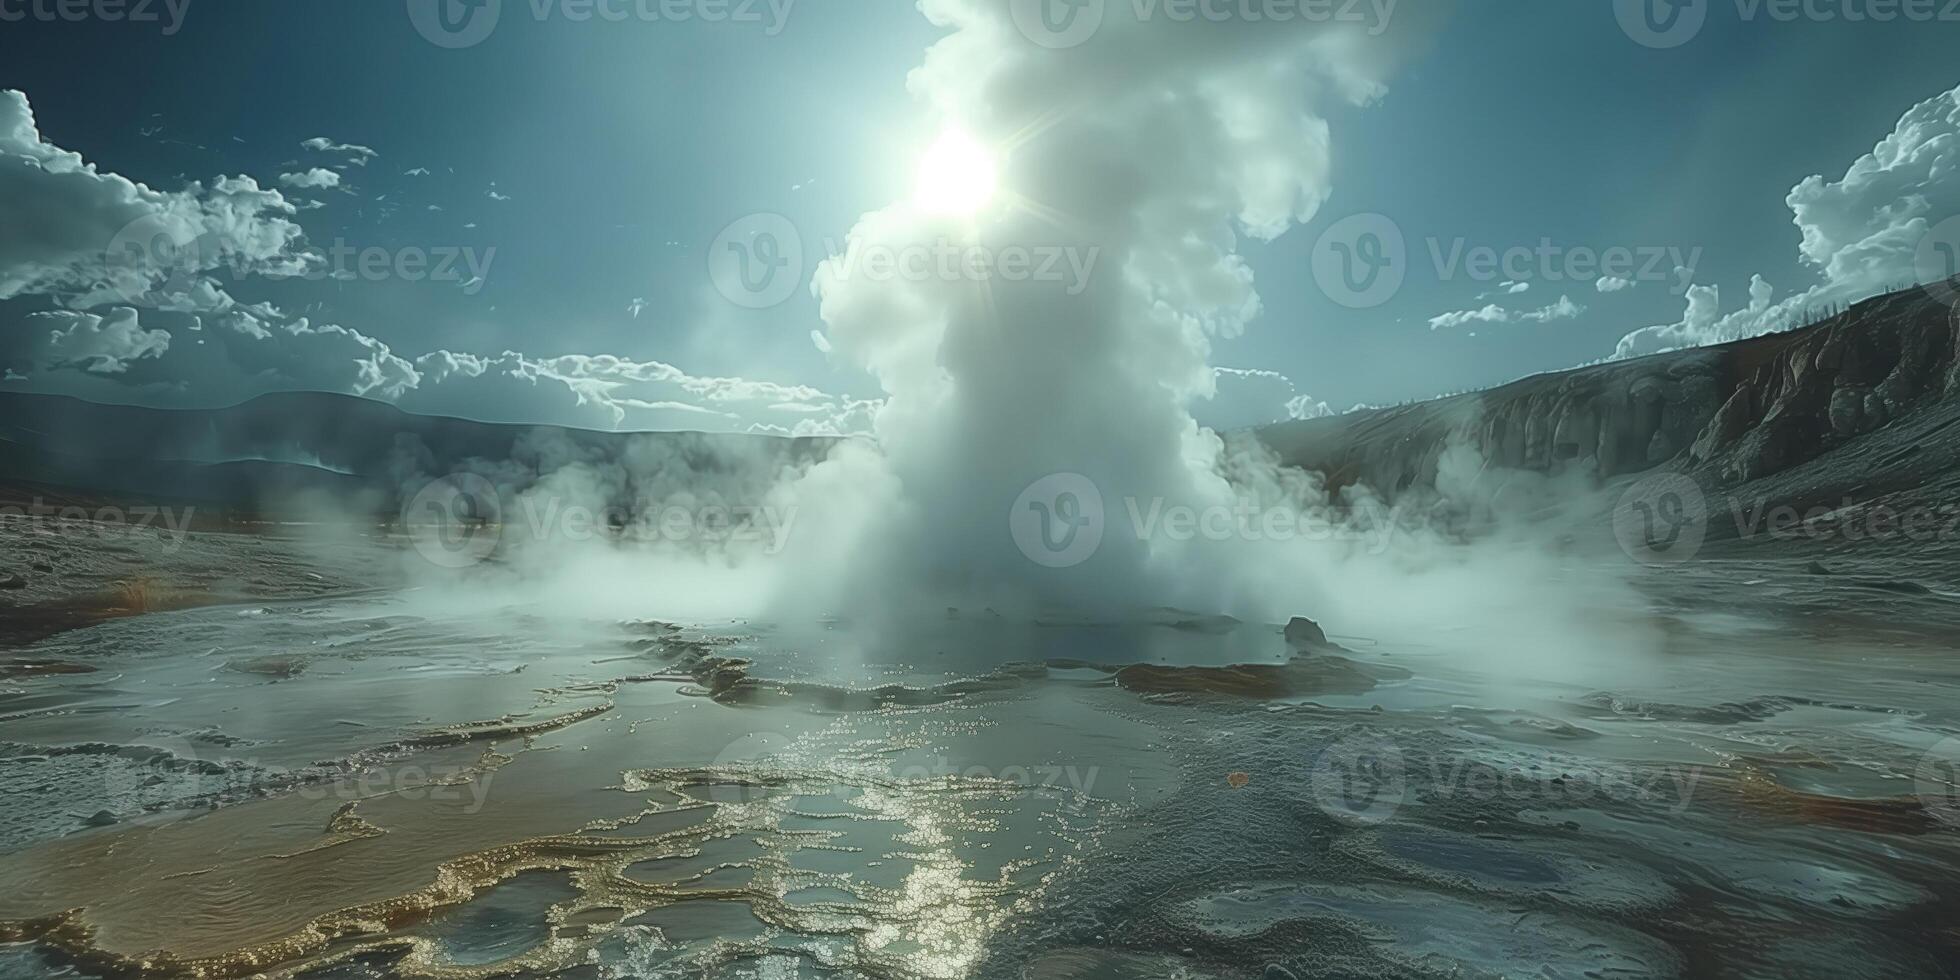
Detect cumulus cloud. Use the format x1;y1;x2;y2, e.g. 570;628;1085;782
1428;294;1585;330
0;89;307;308
1595;275;1633;293
1615;82;1960;359
278;168;342;190
0;88;864;436
21;308;170;374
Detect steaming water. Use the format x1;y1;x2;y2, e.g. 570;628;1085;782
3;581;1960;978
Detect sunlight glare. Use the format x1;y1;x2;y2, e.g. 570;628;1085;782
913;129;1000;217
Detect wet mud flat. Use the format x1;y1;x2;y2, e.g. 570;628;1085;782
2;561;1960;978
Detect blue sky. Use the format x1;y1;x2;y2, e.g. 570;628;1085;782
1;0;1956;433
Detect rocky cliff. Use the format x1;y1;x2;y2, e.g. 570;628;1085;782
1256;283;1960;507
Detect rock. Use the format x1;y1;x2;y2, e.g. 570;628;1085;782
84;810;119;827
0;573;24;589
1283;616;1331;651
1690;387;1754;462
225;657;307;679
1828;386;1867;437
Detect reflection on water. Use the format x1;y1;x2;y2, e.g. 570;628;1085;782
1;590;1958;977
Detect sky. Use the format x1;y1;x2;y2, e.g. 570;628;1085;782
1;0;1956;436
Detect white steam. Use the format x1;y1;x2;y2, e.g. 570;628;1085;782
383;2;1663;690
781;1;1446;620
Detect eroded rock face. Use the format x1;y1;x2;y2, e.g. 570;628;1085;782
1684;289;1959;485
1257;285;1959;497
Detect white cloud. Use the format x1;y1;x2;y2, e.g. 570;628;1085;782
0;90;306;307
27;308;169;374
1595;275;1633;293
300;137;376;166
1428;294;1585;330
1615;82;1960;359
0;88;861;435
1201;366;1328;430
278;168;342;190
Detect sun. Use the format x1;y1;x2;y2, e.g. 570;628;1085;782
913;129;1000;217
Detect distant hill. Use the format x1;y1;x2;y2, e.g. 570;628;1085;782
0;390;834;518
5;282;1958;531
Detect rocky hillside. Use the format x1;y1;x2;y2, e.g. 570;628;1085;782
1256;283;1960;514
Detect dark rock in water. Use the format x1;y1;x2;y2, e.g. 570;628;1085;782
1113;656;1404;700
84;810;119;827
1806;561;1833;576
1283;616;1332;651
225;656;308;679
0;573;25;590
